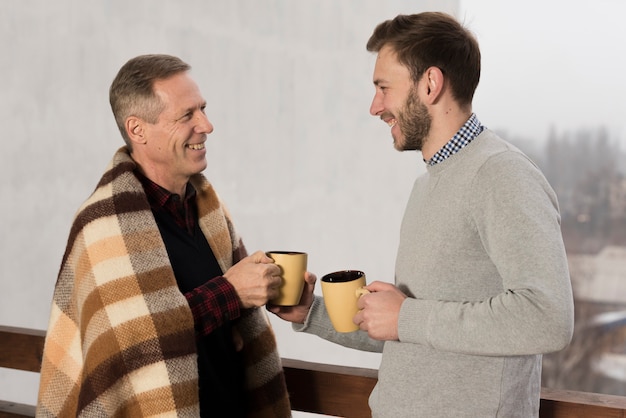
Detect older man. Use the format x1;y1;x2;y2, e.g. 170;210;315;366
38;54;290;417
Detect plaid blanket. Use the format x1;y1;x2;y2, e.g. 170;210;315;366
37;147;290;417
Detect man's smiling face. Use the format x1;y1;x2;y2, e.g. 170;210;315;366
369;45;431;152
139;71;214;193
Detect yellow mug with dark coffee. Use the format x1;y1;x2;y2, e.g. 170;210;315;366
321;270;368;332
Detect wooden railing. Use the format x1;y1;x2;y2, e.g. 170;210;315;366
2;325;626;417
0;326;45;418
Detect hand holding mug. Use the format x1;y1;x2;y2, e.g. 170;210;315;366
267;271;317;324
354;281;407;341
223;251;282;308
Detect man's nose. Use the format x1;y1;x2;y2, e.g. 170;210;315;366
196;113;214;134
369;92;383;116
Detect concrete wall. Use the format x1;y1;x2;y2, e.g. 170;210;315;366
0;0;457;407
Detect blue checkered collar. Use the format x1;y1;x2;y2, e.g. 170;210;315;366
425;113;484;166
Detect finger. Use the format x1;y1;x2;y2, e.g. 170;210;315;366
251;250;273;264
356;294;367;309
264;263;282;277
267;272;283;288
268;287;280;301
266;304;280;314
353;311;365;329
304;271;317;285
365;281;393;292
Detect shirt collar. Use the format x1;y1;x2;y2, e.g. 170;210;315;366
425;113;485;166
135;170;196;209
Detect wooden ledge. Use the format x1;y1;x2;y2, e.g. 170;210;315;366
3;325;626;417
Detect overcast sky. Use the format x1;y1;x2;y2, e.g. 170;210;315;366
458;0;626;147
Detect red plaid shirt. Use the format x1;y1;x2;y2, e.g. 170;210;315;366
136;170;241;336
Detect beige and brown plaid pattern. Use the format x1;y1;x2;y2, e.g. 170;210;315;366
37;148;290;417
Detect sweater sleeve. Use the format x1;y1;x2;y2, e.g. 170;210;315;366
294;296;385;353
185;276;242;336
398;150;574;356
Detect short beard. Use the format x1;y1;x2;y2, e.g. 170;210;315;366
396;88;431;151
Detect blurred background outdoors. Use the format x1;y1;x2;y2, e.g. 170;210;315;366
1;0;625;412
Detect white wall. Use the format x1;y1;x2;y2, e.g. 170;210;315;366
0;0;457;408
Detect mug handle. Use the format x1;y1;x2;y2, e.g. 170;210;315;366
355;287;370;298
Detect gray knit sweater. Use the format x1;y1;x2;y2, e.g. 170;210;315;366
296;129;574;417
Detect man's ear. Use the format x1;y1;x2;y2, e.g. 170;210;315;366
126;116;146;145
423;66;444;104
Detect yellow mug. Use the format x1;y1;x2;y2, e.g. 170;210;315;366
321;270;367;332
267;251;308;306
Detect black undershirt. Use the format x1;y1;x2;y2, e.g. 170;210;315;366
151;205;247;417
